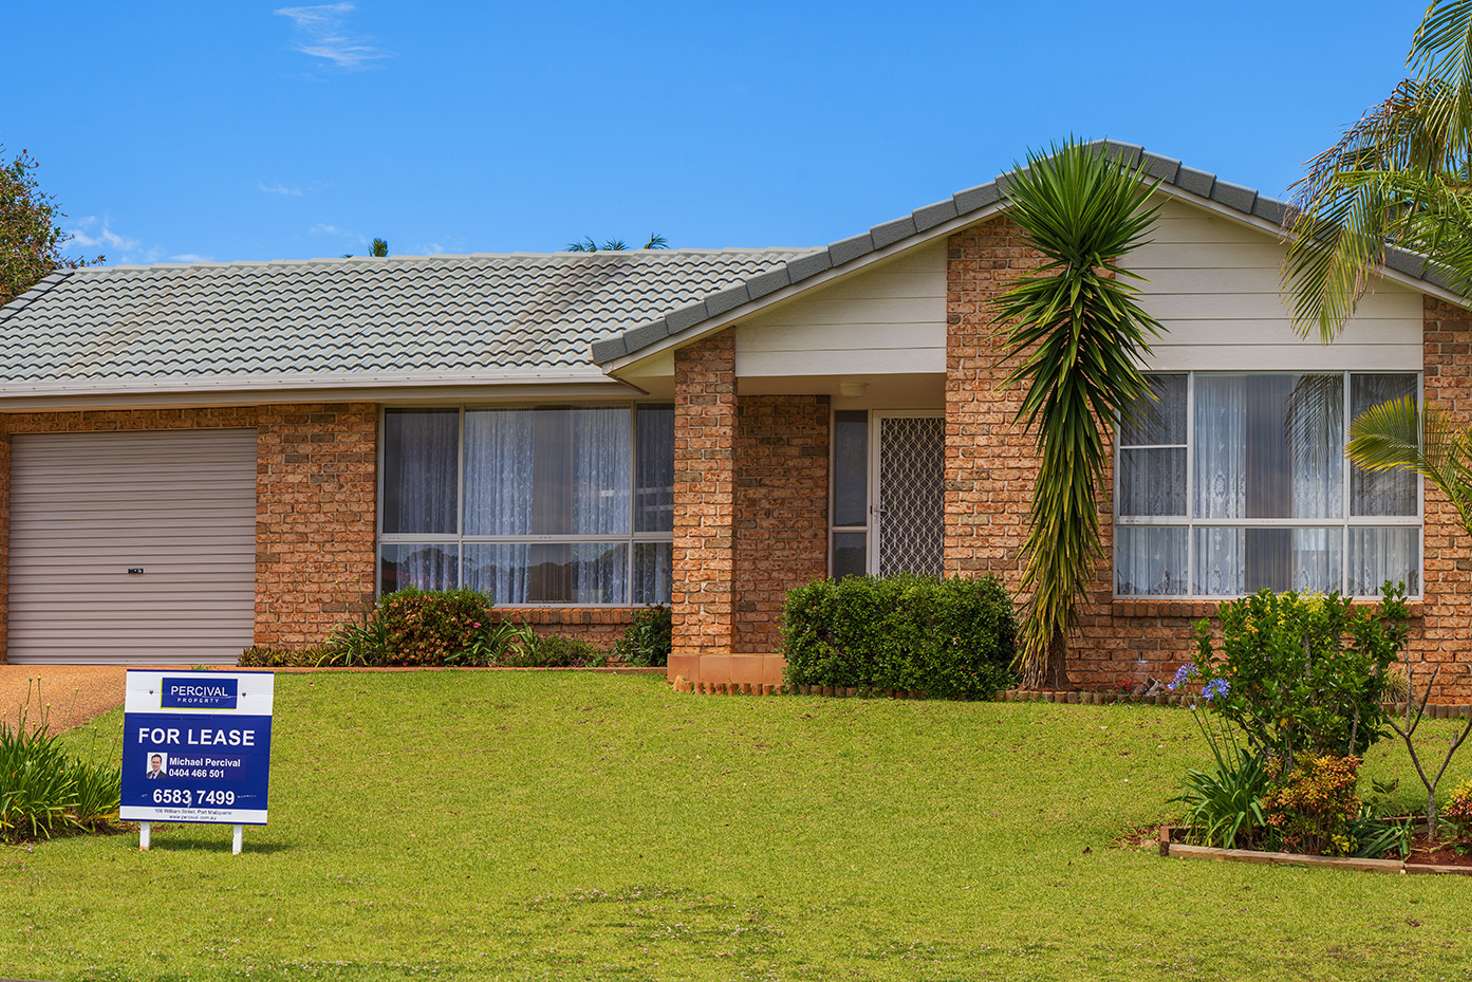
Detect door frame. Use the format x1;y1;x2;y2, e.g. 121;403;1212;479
867;410;945;575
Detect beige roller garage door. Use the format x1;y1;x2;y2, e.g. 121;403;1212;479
7;429;257;664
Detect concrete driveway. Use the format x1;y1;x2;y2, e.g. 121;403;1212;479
0;665;125;732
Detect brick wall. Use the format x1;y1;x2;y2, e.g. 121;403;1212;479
944;219;1472;700
733;394;830;652
501;607;638;649
669;333;738;679
0;404;379;662
1416;297;1472;701
253;403;378;646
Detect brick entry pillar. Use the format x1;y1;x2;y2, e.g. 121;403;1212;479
669;333;738;683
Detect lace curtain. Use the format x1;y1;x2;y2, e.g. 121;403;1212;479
1117;373;1419;597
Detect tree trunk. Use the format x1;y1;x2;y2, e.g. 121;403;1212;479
1427;792;1439;841
1022;632;1069;690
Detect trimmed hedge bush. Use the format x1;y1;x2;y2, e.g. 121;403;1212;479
782;575;1017;698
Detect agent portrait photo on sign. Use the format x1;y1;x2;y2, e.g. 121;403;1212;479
146;753;168;779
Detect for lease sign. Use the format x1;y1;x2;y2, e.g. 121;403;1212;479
120;670;274;826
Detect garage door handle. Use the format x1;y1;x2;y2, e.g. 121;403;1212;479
127;567;144;574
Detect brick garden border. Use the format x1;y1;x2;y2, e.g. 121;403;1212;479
674;680;1472;716
1157;825;1472;876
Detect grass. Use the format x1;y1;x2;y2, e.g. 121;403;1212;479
4;672;1472;980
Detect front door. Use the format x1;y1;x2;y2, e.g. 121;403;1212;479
871;413;945;576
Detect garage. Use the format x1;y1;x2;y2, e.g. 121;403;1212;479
7;428;257;664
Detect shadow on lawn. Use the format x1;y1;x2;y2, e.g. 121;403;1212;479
139;833;294;855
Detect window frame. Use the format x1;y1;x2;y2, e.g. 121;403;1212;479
1112;370;1424;599
828;408;870;578
376;402;675;607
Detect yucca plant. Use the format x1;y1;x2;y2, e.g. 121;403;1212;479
1285;0;1472;338
994;140;1165;688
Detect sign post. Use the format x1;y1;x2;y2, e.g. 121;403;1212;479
120;670;274;854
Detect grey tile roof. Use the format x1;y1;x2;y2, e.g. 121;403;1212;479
590;140;1461;365
0;249;812;393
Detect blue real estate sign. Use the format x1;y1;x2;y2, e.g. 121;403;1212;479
120;670;275;826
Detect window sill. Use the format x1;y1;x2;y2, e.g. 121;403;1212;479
1110;598;1425;619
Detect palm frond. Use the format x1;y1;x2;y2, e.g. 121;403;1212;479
1348;394;1472;533
1285;1;1472;338
643;233;669;250
567;237;598;253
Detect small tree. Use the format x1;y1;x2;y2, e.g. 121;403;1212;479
993;140;1165;689
369;237;388;257
1389;666;1472;838
0;147;102;306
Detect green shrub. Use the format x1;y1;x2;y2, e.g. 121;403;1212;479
0;706;120;843
614;605;671;667
360;589;499;666
239;645;330;667
1183;585;1409;775
501;635;607;668
781;575;1017;698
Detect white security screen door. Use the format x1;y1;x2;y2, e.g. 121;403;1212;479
871;413;945;576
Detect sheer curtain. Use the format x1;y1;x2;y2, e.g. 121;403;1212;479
1352;375;1418;516
382;410;458;534
1193;375;1247;519
571;409;630;534
1114;527;1187;595
464;409;534;535
1287;375;1343;518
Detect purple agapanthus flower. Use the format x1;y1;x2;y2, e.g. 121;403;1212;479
1168;663;1196;691
1201;678;1230;702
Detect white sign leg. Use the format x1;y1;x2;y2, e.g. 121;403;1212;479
232;824;243;855
139;821;151;851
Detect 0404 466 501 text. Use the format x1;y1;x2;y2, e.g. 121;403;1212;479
152;788;236;807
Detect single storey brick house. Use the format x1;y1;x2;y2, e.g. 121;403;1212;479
1;143;1467;696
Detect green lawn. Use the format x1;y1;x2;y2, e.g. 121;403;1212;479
6;672;1472;980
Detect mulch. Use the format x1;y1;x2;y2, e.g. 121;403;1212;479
0;665;126;732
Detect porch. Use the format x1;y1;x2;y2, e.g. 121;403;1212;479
666;331;952;687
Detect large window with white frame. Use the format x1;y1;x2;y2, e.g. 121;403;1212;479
1114;371;1422;598
379;404;674;605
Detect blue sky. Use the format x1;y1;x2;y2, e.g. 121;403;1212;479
11;1;1426;265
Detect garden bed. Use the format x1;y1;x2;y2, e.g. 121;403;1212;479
1158;825;1472;875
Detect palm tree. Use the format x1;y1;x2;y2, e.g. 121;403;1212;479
1285;0;1472;338
994;140;1166;689
568;233;669;252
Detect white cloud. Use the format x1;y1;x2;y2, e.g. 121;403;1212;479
169;254;214;264
67;216;140;252
258;180;305;197
274;3;390;70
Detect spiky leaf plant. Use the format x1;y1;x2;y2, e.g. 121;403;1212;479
994;140;1165;689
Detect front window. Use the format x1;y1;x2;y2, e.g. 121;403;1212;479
1114;372;1421;598
379;404;674;605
